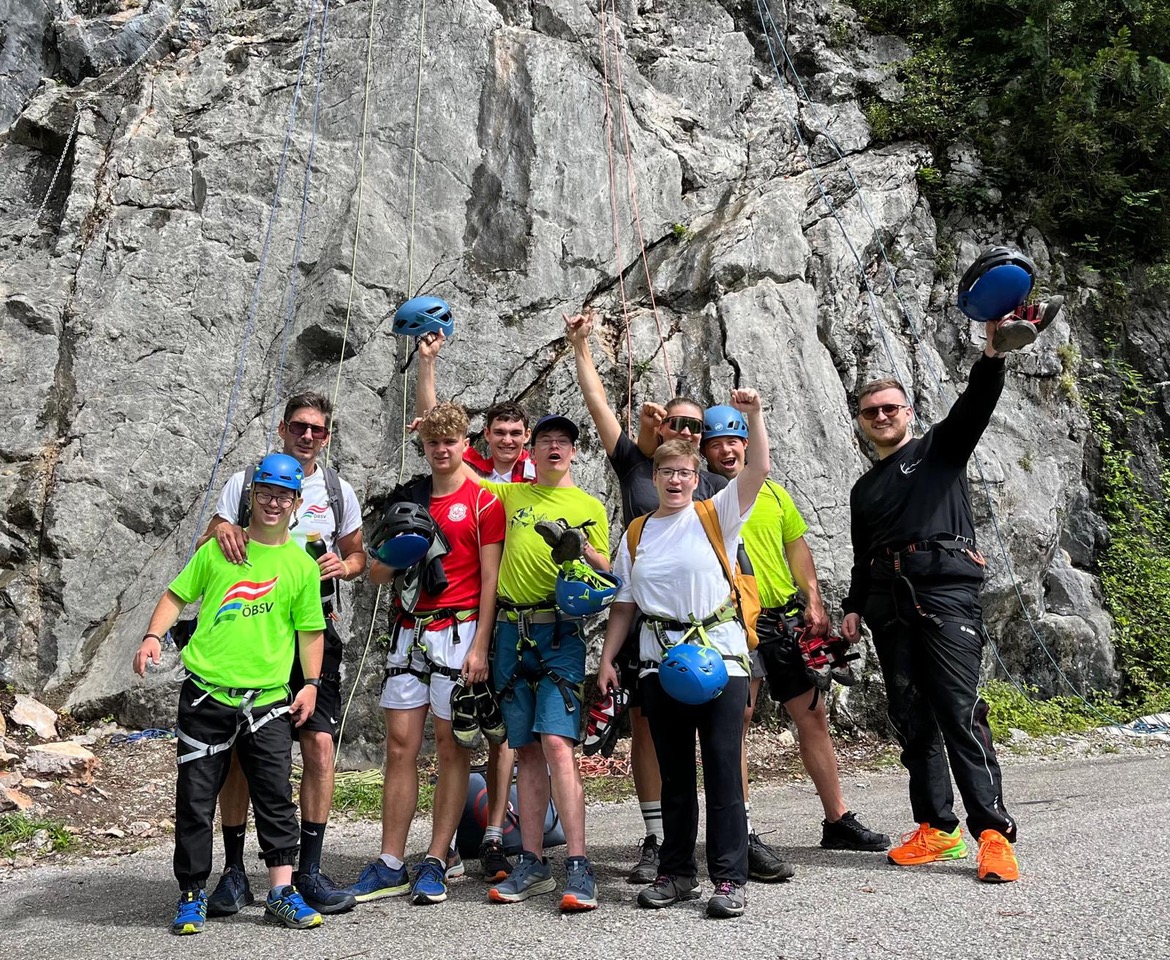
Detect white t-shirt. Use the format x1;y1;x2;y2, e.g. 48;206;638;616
215;464;362;554
613;476;753;677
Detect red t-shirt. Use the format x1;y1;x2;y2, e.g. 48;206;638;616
415;479;506;612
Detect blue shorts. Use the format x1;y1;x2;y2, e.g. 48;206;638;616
492;619;586;749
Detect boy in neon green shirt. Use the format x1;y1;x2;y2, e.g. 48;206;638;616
134;454;326;935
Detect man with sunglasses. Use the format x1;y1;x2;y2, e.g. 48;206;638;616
843;321;1020;884
193;392;366;914
565;309;730;886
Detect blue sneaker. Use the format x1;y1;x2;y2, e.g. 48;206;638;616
560;856;598;911
411;856;448;905
264;885;323;929
488;850;556;903
296;864;357;914
206;865;253;917
172;888;207;935
345;859;411;902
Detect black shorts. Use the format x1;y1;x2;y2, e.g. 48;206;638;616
289;617;344;737
755;606;814;706
616;615;646;708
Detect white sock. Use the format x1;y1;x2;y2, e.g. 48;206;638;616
745;801;754;835
640;801;663;843
484;825;504;844
379;853;405;870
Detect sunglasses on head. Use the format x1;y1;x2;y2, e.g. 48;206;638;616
286;420;330;438
858;403;909;421
664;415;703;434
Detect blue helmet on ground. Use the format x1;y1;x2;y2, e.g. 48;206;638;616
700;405;748;446
254;453;304;492
957;246;1035;322
367;502;435;569
392;295;454;338
555;563;622;617
659;643;728;705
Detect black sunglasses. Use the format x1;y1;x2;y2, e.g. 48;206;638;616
858;403;909;421
664;415;703;434
286;420;330;437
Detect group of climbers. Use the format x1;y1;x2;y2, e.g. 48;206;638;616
133;247;1058;931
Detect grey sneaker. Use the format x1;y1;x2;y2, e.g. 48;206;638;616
488;851;556;903
626;835;660;884
748;832;795;882
534;519;587;563
637;874;702;909
560;856;598;911
706;880;746;919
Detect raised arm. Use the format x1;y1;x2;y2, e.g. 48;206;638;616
564;310;622;457
732;387;770;514
414;331;445;417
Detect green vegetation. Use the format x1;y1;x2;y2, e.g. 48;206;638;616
981;680;1124;740
0;814;74;858
855;0;1170;272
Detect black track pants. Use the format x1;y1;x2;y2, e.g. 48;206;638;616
642;674;750;884
867;590;1016;841
173;679;299;889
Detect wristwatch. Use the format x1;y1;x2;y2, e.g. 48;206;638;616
303;678;321;688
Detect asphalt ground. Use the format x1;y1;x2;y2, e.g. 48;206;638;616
1;750;1168;960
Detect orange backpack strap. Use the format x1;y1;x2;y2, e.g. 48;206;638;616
694;499;735;591
626;514;649;564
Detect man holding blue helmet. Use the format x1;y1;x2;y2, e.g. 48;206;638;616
598;387;770;920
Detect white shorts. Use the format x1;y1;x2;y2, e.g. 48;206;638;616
380;618;477;721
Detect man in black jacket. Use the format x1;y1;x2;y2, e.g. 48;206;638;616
842;320;1021;884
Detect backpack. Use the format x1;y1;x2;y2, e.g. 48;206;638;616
454;765;565;857
239;462;345;547
626;499;761;650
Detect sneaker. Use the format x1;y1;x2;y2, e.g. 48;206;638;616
264;885;323;929
344;859;411;902
479;837;513;882
560;856;598;911
534;519;587;563
445;844;465;880
626;835;660;885
637;874;702;909
748;832;795;882
172;888;207;935
706;881;746;919
887;823;968;866
296;863;357;914
488;850;556;903
450;677;483;750
411;856;449;905
976;830;1019;883
821;811;891;852
205;864;253;917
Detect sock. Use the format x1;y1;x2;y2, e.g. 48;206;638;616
745;801;754;836
222;824;246;870
380;853;405;870
298;820;327;874
640;801;663;844
484;825;504;844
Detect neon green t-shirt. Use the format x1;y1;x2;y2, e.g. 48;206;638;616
169;538;326;706
479;481;610;604
742;479;809;609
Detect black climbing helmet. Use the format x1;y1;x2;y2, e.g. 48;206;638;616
367;501;436;569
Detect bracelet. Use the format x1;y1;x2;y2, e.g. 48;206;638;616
303;678;321;688
143;633;163;643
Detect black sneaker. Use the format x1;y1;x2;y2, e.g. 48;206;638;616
479;837;513;882
747;832;794;882
706;881;746;919
821;811;891;852
626;835;660;885
297;863;357;914
206;864;254;917
636;874;701;909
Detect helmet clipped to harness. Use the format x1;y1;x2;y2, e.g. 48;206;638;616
254;453;304;492
367;501;435;569
957;246;1035;322
700;405;749;443
658;643;728;705
554;562;622;617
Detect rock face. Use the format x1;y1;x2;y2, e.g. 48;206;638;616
0;0;1129;747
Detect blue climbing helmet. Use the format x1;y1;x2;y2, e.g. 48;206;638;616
254;453;304;492
555;562;622;617
658;643;728;705
700;405;748;445
392;295;454;338
957;246;1035;322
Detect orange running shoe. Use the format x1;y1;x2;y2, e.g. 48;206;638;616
887;823;968;866
976;830;1019;883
